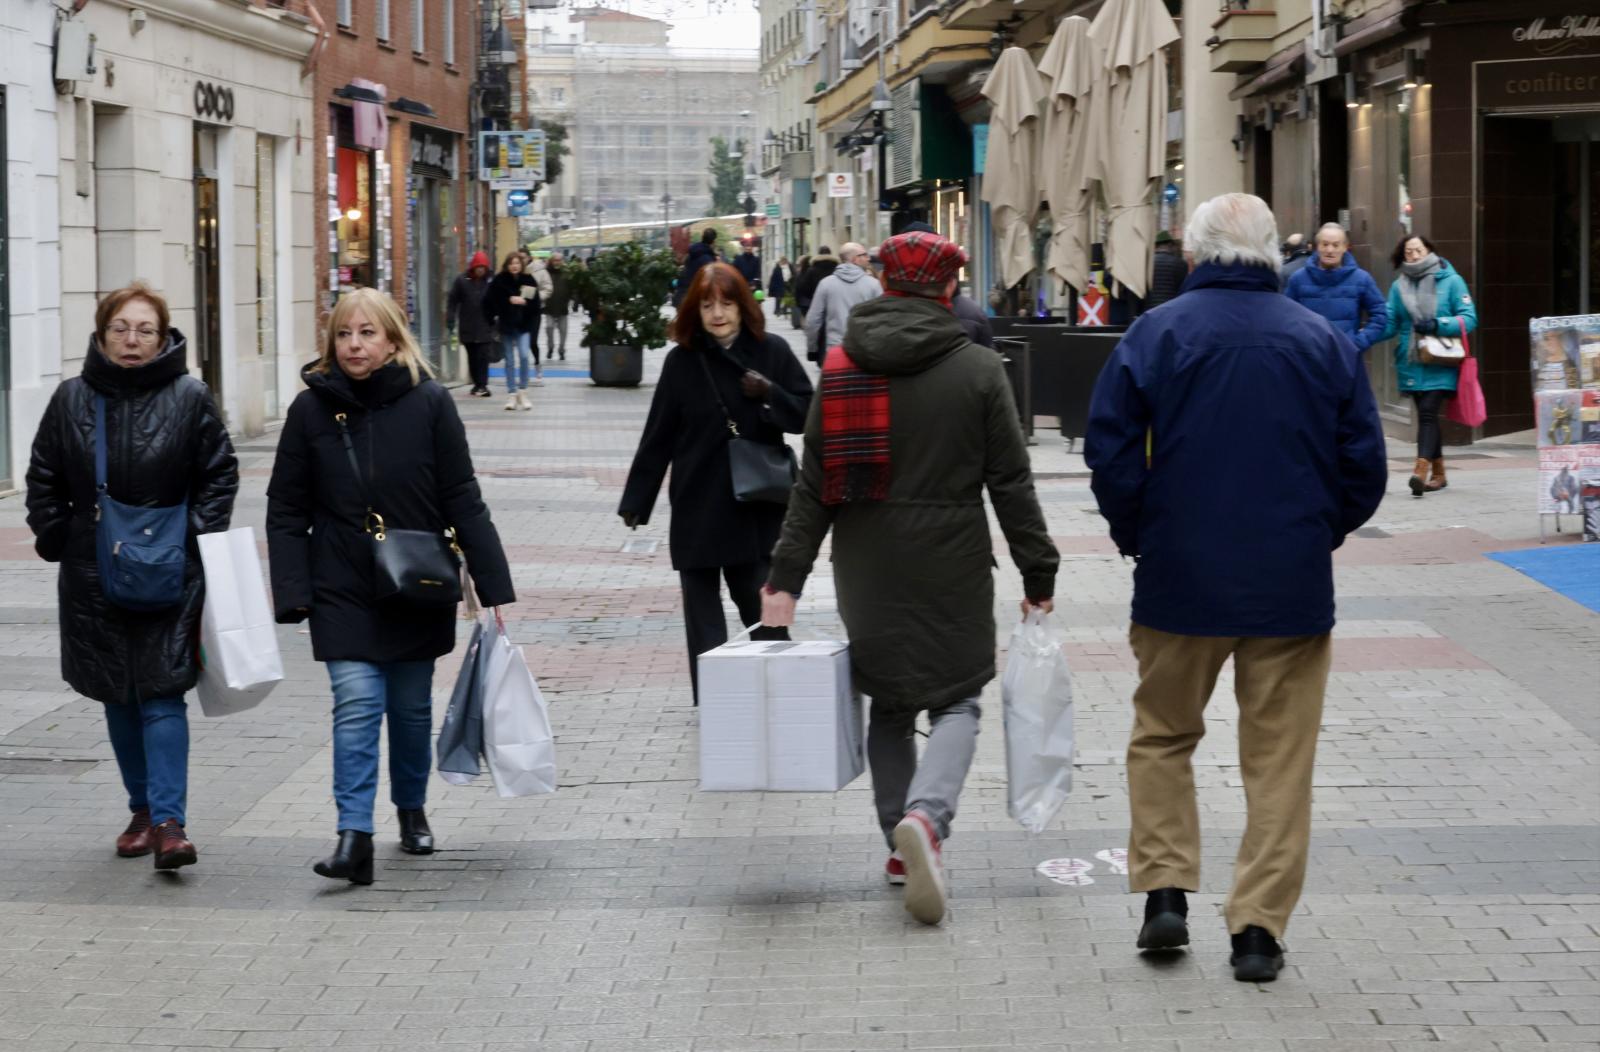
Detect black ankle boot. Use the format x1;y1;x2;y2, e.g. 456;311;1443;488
1137;887;1190;950
312;830;374;885
397;809;434;855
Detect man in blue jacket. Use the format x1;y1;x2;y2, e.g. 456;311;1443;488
1284;223;1388;353
1085;194;1387;983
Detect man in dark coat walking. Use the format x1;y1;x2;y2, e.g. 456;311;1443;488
447;250;496;396
762;231;1059;927
733;242;763;290
791;246;837;326
1085;194;1387;983
1142;231;1188;311
674;228;719;307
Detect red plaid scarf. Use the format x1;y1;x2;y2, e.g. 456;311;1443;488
820;344;891;504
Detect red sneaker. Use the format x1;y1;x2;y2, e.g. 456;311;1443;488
884;852;907;886
892;811;946;924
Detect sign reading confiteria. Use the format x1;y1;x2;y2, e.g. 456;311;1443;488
1478;54;1600;109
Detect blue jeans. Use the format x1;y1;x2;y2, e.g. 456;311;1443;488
326;660;436;834
502;331;532;391
104;697;189;826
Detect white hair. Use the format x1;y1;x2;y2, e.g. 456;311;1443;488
839;242;868;263
1314;222;1348;244
1184;193;1281;271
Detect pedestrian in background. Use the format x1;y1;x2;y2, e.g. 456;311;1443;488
541;252;573;362
792;246;838;349
1278;232;1313;289
1143;231;1189;311
675;228;719;308
1284;223;1388;356
901;222;993;348
769;257;792;304
1381;232;1478;497
25;282;239;871
762;231;1059;926
447;250;496;397
1085;193;1387;982
483;252;541;409
804;242;882;360
734;241;763;290
790;255;811;329
618;263;813;704
266;288;515;886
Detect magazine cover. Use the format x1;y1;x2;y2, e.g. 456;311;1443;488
1541;447;1582;515
1580;329;1600;389
1582;390;1600;444
1530;316;1588;392
1536;390;1584;447
1581;447;1600;541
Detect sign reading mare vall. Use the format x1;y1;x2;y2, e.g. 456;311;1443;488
1513;16;1600;56
1478;54;1600;110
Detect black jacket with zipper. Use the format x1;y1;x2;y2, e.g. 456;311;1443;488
483;270;540;336
265;362;515;663
24;332;239;705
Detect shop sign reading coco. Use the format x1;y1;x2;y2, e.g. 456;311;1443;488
194;80;235;122
1513;16;1600;56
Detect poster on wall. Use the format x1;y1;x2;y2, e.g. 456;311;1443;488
1529;315;1600;538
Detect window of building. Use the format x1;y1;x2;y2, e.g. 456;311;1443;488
551;86;564;103
337;0;352;28
412;0;425;53
377;0;390;41
444;0;454;62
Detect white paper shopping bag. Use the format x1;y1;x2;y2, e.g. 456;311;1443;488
480;621;557;798
196;527;284;717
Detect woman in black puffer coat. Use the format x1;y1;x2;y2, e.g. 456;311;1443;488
267;287;514;886
25;283;239;872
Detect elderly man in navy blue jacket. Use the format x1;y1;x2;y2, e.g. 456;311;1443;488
1085;194;1387;983
1284;222;1388;353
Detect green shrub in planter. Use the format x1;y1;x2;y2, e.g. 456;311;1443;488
568;242;679;352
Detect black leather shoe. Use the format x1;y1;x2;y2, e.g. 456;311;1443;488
1230;925;1285;982
397;809;434;855
313;830;374;885
1137;887;1190;950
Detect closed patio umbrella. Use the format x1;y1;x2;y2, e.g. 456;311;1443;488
980;46;1045;291
1036;16;1098;296
1086;0;1178;301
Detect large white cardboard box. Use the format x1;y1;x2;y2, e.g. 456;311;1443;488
698;639;863;791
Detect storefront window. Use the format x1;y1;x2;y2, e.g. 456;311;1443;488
335;146;375;293
256;137;279;421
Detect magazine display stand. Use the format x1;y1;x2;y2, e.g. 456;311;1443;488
1529;315;1600;542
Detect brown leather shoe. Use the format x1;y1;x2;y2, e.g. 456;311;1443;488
1425;457;1448;491
116;808;153;858
152;819;197;871
1409;457;1431;497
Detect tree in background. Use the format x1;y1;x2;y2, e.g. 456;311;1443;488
708;136;745;216
538;120;570;186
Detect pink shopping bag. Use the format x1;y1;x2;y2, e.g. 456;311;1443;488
1446;354;1487;428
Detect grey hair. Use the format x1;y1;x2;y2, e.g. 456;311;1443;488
1314;222;1349;244
839;242;868;263
1184;193;1281;271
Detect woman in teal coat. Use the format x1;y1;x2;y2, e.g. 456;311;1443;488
1380;234;1478;497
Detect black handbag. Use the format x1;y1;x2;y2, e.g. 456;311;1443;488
334;411;464;606
696;353;797;505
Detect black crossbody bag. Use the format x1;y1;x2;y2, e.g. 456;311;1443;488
695;353;797;505
334;411;464;605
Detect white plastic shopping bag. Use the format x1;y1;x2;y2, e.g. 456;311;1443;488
480;617;558;798
1001;612;1075;833
195;527;284;717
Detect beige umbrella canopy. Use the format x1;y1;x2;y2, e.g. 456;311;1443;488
1086;0;1178;301
980;46;1046;290
1036;16;1098;296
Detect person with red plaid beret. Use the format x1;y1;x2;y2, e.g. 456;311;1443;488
760;230;1060;926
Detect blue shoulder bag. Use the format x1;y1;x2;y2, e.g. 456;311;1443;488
94;394;189;611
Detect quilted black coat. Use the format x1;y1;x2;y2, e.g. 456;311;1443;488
24;332;239;705
265;361;515;663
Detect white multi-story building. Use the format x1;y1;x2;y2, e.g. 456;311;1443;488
757;0;821;263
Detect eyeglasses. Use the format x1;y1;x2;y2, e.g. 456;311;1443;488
107;324;161;343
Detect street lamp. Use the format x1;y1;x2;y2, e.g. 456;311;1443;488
593;203;604;254
660;192;673;247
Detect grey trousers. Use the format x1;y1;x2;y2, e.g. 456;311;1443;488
868;696;982;848
544;313;569;357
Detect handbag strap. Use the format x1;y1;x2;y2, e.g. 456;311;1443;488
695;351;741;439
93;394;109;499
333;412;376;520
1456;316;1470;357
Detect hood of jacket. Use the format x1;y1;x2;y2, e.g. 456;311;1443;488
300;360;422;411
83;329;191;396
686;243;716;264
833;262;871;284
807;253;839;269
467;250;491;272
1302;251;1363;287
843;295;968;376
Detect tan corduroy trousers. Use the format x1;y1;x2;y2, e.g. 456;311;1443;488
1125;623;1332;938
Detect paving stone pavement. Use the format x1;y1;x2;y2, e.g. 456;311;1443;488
0;308;1597;1051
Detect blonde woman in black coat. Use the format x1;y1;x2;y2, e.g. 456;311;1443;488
267;288;515;885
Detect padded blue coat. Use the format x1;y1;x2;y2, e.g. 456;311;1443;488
1084;263;1389;638
1283;252;1388;351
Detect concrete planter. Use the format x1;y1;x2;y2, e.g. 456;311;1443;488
590;344;644;388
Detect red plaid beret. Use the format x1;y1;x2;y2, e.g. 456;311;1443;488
877;231;968;296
